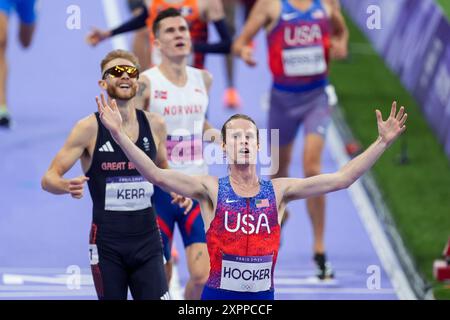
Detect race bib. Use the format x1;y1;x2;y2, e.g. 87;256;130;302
89;244;99;265
220;254;273;292
166;134;203;164
282;46;326;76
104;176;154;211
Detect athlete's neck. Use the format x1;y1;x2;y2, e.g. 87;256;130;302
158;58;188;87
290;0;314;11
114;98;136;125
229;165;259;186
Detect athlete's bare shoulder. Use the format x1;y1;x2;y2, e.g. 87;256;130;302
64;114;98;155
74;114;98;139
197;174;219;201
143;110;166;147
252;0;281;30
144;110;165;132
322;0;342;16
202;174;218;187
262;0;280;17
200;69;213;91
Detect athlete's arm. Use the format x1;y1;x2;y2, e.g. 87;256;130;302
85;5;148;46
194;0;231;54
146;111;169;169
232;0;274;66
203;120;221;144
199;70;221;144
136;74;151;111
326;0;349;60
275;102;407;203
146;111;193;213
41;116;97;198
97;94;210;201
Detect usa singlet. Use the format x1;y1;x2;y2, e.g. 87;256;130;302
202;177;281;300
267;0;331;92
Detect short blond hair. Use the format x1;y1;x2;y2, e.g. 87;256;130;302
100;49;140;73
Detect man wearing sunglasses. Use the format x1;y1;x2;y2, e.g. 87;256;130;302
41;49;191;300
131;8;222;300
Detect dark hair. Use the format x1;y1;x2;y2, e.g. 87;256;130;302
221;114;259;144
152;7;183;38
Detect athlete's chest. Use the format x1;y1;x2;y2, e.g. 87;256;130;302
216;197;277;236
150;85;208;126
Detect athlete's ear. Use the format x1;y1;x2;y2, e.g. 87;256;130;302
98;79;107;90
154;38;161;50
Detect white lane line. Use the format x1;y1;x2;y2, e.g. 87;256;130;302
327;122;416;300
169;264;184;300
3;274;94;286
0;268;92;273
0;285;93;291
275;269;359;277
275;277;339;286
0;291;97;298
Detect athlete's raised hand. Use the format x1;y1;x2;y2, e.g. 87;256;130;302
170;192;194;215
239;45;257;67
68;175;89;199
376;101;407;147
96;93;123;139
86;27;111;46
330;38;348;60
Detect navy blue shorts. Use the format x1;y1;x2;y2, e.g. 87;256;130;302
153;186;206;262
89;222;169;300
201;286;275;300
0;0;38;24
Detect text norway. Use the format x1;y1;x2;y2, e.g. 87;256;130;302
223;267;271;281
117;188;146;199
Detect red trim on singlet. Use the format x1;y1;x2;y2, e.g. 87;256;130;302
157;216;173;240
91;264;104;298
185;204;201;236
90;223;98;245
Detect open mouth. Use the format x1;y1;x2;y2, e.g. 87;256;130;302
175;42;185;48
118;83;131;89
239;148;250;154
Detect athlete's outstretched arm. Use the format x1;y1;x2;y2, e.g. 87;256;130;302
276;102;407;203
193;0;231;54
96;94;210;201
85;5;148;46
41;117;96;198
147;112;193;213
